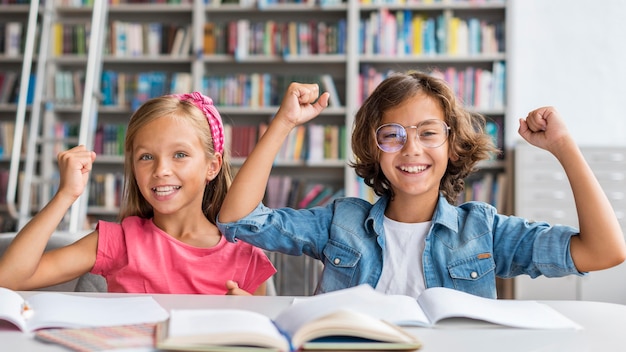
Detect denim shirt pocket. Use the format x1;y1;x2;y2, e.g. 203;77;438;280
318;240;361;291
447;254;496;298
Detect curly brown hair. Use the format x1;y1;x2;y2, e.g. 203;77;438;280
118;95;232;224
350;70;499;204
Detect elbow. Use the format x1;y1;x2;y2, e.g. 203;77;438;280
597;241;626;270
611;245;626;267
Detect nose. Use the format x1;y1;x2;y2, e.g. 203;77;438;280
153;157;172;178
402;126;423;155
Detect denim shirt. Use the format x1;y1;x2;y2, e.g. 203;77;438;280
217;194;583;298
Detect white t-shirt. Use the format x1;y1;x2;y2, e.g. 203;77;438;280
375;216;430;298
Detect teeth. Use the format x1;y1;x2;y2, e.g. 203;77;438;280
400;165;427;173
153;186;180;196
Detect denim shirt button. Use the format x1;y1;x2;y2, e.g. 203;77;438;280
470;271;478;279
333;258;341;265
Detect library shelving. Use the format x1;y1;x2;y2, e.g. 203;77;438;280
3;0;509;232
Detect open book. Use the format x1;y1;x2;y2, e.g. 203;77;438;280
283;284;581;330
156;284;581;351
156;308;421;352
0;287;169;333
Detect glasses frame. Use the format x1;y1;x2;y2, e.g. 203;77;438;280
375;119;451;153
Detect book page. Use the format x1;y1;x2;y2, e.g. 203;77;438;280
25;293;169;332
417;287;581;329
0;287;27;331
274;285;430;338
161;309;289;351
291;309;421;350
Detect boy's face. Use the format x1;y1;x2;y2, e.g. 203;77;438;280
378;92;451;206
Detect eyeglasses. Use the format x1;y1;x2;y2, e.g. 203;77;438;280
375;119;450;153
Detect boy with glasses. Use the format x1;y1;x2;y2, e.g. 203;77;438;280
217;71;626;299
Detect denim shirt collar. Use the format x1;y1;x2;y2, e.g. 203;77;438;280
366;193;459;236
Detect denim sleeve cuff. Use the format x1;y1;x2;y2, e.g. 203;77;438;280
216;203;269;241
533;225;586;277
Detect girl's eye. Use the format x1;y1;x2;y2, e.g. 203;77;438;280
139;154;153;161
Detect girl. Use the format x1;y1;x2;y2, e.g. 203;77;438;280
217;71;626;299
0;92;276;295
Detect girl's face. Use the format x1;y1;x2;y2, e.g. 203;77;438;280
131;116;221;218
378;92;452;204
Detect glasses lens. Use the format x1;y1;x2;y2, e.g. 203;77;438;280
376;124;406;153
417;120;449;148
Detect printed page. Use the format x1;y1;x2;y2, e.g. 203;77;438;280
0;287;27;331
417;287;581;329
274;284;430;338
25;293;169;332
162;309;289;351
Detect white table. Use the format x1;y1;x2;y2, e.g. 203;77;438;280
2;292;625;351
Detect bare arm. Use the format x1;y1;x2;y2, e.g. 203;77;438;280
0;145;98;290
219;83;329;223
518;107;626;271
225;279;269;296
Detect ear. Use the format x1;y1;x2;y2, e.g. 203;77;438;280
206;152;223;182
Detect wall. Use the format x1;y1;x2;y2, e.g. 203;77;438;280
507;0;626;147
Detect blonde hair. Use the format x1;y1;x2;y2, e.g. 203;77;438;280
118;95;232;224
350;70;498;204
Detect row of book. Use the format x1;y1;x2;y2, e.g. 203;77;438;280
103;70;340;111
43;15;502;60
52;23;90;56
485;115;504;160
458;171;508;212
88;172;123;209
202;73;342;108
6;14;502;61
46;121;127;157
53;0;191;5
94;124;127;156
430;62;506;110
0;121;27;159
54;71;85;106
265;175;345;210
207;0;340;7
106;22;192;57
0;22;23;57
359;0;505;4
0;0;30;4
360;9;504;56
228;19;347;59
101;71;192;109
225;122;346;163
0;71;36;105
358;62;506;110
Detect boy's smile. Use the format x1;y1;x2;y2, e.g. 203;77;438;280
379;92;451;221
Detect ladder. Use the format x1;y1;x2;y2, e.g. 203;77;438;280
6;0;109;235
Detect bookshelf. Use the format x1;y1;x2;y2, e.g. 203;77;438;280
0;2;31;232
3;0;509;225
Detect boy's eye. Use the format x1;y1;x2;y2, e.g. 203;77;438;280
420;130;438;138
383;132;399;140
174;152;187;158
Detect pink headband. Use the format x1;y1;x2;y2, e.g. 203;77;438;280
169;91;224;155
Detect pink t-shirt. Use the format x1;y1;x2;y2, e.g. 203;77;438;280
91;216;276;294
